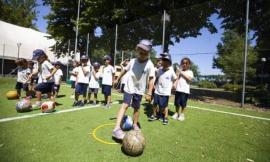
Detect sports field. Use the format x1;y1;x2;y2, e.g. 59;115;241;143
0;77;270;162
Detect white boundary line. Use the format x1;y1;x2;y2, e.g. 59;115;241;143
187;105;270;121
1;90;269;123
0;102;119;123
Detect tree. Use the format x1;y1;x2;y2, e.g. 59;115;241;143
0;0;38;29
213;30;258;83
42;0;217;57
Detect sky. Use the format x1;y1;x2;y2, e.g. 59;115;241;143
35;0;223;75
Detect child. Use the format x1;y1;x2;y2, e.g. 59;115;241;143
101;55;115;108
149;53;177;125
53;61;63;98
119;59;130;93
112;39;155;140
69;61;79;98
15;58;31;97
87;62;101;105
172;57;194;121
73;55;91;107
29;49;57;108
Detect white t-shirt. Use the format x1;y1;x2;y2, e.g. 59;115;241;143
154;68;177;96
70;67;78;81
54;69;63;85
176;70;194;94
102;65;115;86
89;70;100;89
39;60;55;83
17;67;31;83
124;58;155;95
121;72;129;85
77;65;91;84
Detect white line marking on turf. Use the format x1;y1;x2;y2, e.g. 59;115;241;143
187;105;270;121
0;102;119;123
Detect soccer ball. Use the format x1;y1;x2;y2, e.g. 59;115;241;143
41;101;55;113
120;115;133;131
16;98;32;112
6;90;18;100
122;130;146;156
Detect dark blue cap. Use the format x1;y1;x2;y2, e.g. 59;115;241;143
160;52;172;64
32;49;45;60
55;61;62;65
81;55;88;60
103;55;112;61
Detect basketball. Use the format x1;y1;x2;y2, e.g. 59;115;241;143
120;115;133;131
6;90;18;100
41;101;55;113
122;130;146;156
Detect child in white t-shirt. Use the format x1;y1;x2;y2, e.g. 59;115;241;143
88;62;101;105
69;61;79;98
73;55;91;107
53;61;63;98
29;49;57;108
112;39;155;140
15;58;31;97
149;53;177;125
101;55;115;108
172;57;194;121
119;59;130;93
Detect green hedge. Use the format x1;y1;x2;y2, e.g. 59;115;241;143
197;80;217;89
222;83;241;92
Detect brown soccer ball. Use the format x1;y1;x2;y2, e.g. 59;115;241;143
122;130;146;156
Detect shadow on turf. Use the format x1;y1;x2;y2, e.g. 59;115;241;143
56;95;66;98
142;103;176;117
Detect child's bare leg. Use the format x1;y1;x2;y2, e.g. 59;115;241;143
113;103;129;130
133;108;140;127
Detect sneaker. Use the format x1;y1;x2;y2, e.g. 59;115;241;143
72;101;78;107
112;129;125;140
78;101;84;107
163;119;169;125
172;113;178;120
92;101;97;105
70;95;75;99
32;101;42;109
148;115;158;121
105;103;111;109
177;114;185;121
133;124;140;131
83;100;88;105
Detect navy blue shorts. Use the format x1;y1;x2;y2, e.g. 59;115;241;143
75;83;88;95
71;81;76;89
102;85;112;96
174;91;189;108
35;82;54;94
15;82;29;91
123;92;143;109
88;88;98;94
153;93;169;109
53;84;60;93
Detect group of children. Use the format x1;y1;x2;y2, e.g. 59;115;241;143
14;39;193;141
112;39;194;140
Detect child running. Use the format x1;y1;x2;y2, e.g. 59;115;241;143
112;39;155;140
87;62;101;105
172;57;194;121
149;53;177;125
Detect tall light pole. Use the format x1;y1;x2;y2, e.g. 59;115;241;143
161;10;170;53
241;0;249;107
74;0;81;56
17;43;22;58
114;24;118;66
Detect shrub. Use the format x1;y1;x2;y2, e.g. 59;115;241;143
222;83;241;92
197;80;217;89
